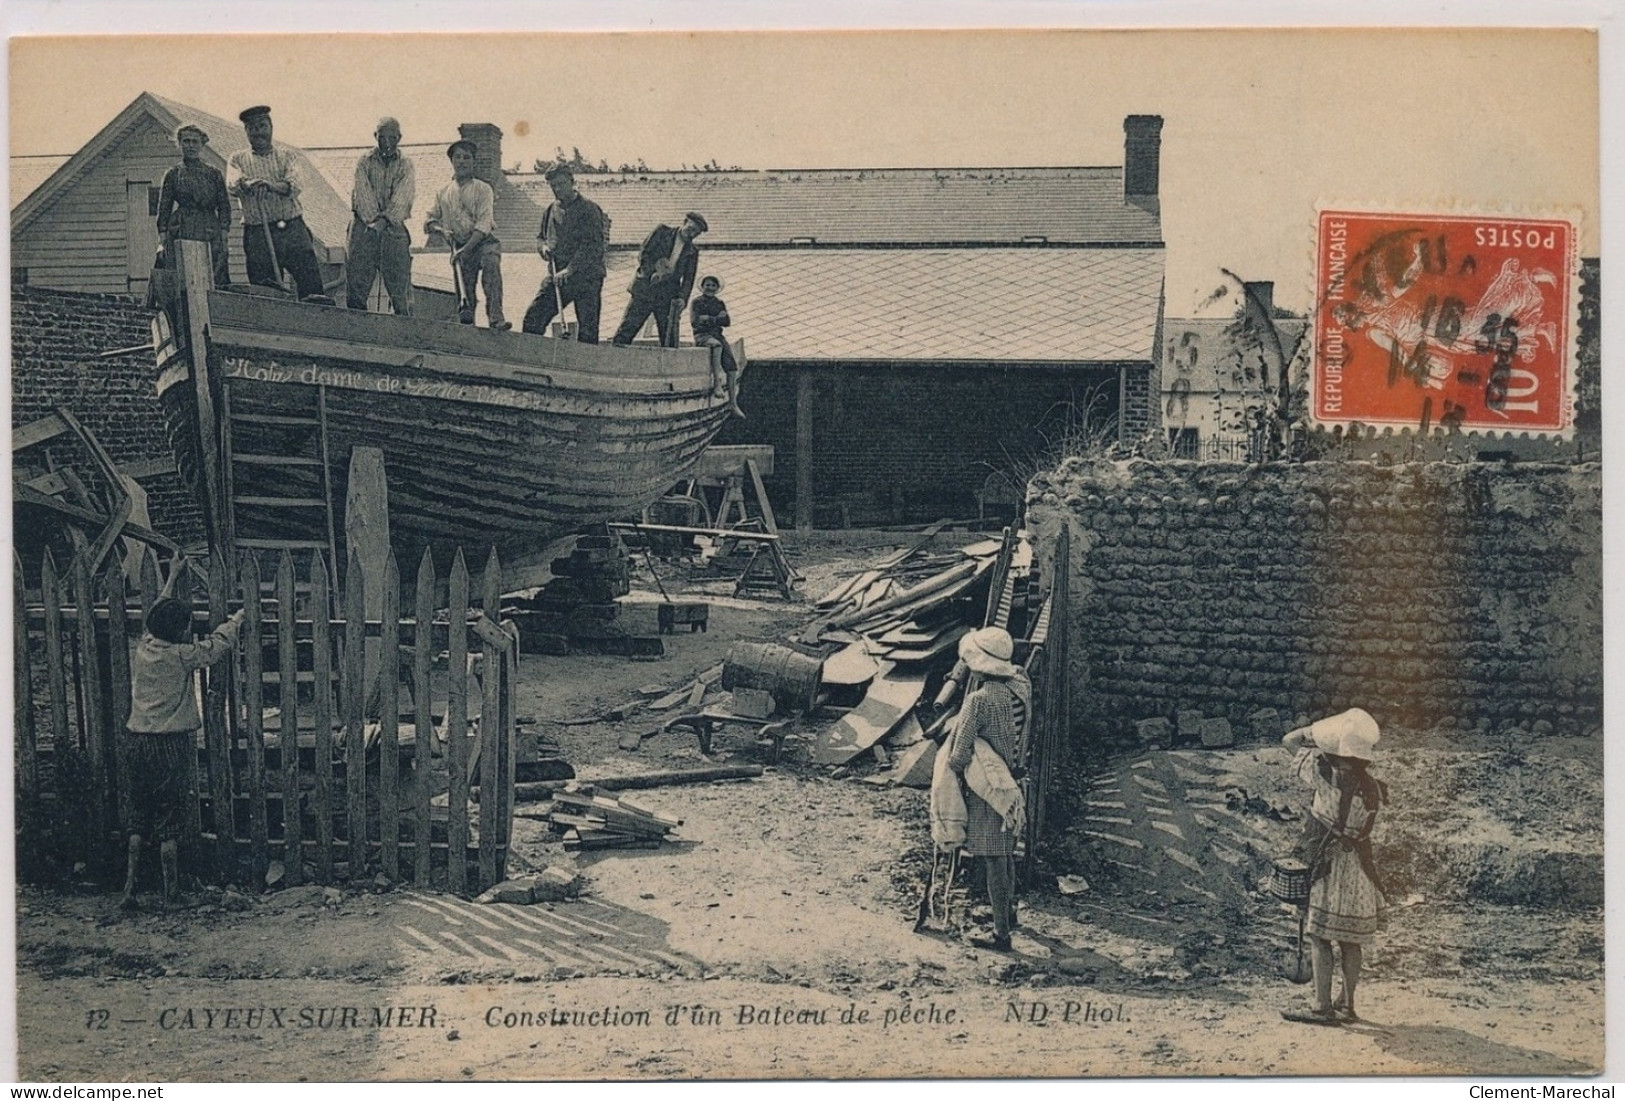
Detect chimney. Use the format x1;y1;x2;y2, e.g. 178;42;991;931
458;123;504;187
1123;114;1163;210
1243;280;1275;317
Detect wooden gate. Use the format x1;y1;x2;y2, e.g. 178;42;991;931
15;544;518;896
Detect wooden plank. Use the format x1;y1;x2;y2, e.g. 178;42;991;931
379;549;401;881
11;412;70;451
40;550;71;756
412;548;435;888
241;555;268;886
309;551;335;884
103;559;133;838
346;446;390;710
503;612;519;875
606;521;778;542
204;552;236;880
829;560;983;630
343;551;367;879
445;549;470;896
688;444;774;481
178;240;225;549
744;458;779;536
795;369;813;534
810;665;926;766
14;554;38;810
478;548;501;893
821;641;880;688
70;549;108;861
276;552;303;885
138;548;160;613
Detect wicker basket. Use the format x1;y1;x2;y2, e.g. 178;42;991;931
1269;857;1312;904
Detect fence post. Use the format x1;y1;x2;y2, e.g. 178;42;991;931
14;555;39;865
276;551;303;885
446;550;470;896
478;548;502;892
241;555;268;886
104;559;133;840
412;549;435;887
70;549;108;871
310;551;335;884
343;551;368;880
379;550;401;881
40;551;71;764
204;551;235;881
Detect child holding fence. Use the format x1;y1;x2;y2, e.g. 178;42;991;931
122;566;244;910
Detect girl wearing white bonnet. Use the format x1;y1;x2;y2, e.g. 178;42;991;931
1281;708;1388;1024
941;626;1032;952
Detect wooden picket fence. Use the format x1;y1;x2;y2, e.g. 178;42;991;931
14;543;518;897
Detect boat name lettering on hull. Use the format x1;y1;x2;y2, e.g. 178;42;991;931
222;357;550;410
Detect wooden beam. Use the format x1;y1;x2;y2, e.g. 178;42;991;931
607;521;778;543
796;368;814;534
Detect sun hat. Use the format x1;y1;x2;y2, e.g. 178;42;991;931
1309;707;1381;761
958;626;1019;678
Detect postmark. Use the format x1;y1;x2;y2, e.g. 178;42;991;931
1312;210;1576;435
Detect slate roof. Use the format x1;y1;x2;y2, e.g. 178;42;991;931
507;167;1163;247
417;245;1164;363
305;143;547;245
1163;316;1308;393
12;92;353;254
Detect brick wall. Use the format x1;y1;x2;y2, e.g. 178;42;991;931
717;361;1137;526
11;284;203;544
1028;459;1602;741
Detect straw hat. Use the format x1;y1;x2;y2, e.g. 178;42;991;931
1309;708;1381;761
958;626;1019;678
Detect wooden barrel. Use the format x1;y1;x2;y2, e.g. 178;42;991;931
723;641;822;713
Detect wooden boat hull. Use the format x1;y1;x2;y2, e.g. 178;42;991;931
154;267;743;588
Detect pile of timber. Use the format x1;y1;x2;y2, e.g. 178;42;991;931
506;527;663;657
540;789;684;851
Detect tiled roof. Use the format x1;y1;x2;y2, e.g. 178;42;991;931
507;167;1161;247
416;246;1164;363
11;154;69;209
305;143;546;244
1163;316;1308;393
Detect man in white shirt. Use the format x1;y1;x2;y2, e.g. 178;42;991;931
226;105;326;300
424;139;509;329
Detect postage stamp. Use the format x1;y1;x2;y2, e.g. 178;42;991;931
1312;210;1577;435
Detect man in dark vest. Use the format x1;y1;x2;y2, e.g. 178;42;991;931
612;212;708;347
522;163;607;342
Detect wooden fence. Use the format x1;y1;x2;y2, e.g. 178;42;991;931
15;544;518;897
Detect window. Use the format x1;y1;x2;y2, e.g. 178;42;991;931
1169;427;1199;459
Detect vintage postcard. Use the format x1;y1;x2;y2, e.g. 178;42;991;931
5;19;1608;1084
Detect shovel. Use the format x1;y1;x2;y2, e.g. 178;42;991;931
1286;904;1312;984
548;256;577;340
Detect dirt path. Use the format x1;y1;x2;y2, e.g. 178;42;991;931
12;542;1606;1080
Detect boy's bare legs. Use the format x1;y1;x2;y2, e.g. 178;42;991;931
121;834;142;910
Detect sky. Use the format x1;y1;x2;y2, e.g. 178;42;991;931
3;15;1608;316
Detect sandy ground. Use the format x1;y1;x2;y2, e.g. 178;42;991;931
12;538;1606;1081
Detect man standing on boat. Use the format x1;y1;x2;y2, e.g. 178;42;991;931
345;117;415;315
612;212;708;347
424;139;510;330
226;105;327;301
522;163;608;343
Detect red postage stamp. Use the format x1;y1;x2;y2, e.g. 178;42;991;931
1312;210;1576;434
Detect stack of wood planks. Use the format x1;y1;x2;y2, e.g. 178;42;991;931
541;789;684;851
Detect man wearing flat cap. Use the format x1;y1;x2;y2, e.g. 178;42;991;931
612;212;709;347
346;117;415;315
424;139;508;329
522;163;608;342
226;105;326;300
156;124;231;286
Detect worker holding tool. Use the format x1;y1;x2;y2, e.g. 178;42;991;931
522;163;608;342
226;105;327;300
613;212;707;347
424;139;509;330
345;116;415;315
